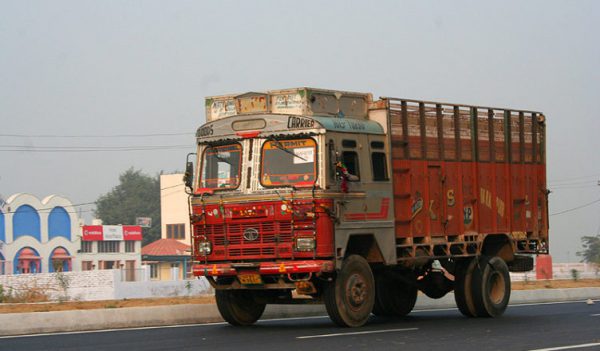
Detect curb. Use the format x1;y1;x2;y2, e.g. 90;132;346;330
0;288;598;337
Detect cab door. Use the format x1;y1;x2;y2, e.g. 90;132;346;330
336;137;366;222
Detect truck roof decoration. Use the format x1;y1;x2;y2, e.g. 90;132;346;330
195;114;385;142
204;87;372;122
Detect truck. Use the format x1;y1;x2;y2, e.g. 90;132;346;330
183;87;548;327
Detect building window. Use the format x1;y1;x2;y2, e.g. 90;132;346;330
100;260;118;269
98;241;120;253
81;261;93;271
13;205;41;241
150;264;158;279
125;241;136;253
81;241;93;253
48;207;71;240
167;224;185;239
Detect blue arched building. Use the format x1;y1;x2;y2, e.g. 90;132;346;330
0;194;79;275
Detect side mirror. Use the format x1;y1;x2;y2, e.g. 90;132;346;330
183;161;194;189
183;152;197;191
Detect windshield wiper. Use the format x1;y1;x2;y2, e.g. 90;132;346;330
267;136;307;162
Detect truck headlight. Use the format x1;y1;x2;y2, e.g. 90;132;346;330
198;241;212;255
294;237;315;252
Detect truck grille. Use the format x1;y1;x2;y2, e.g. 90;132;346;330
195;220;307;260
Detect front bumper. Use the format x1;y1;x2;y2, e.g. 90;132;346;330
192;260;335;277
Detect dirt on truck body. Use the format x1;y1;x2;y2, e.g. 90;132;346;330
184;87;548;327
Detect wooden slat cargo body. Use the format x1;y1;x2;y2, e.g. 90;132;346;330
376;98;548;261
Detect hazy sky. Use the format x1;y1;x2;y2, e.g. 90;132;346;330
1;1;599;262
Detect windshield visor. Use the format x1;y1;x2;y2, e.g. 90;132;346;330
200;144;242;190
261;138;317;187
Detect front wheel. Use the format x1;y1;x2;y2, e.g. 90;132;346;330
215;289;266;326
324;255;375;327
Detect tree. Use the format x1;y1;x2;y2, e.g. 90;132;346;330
95;168;161;245
576;235;600;265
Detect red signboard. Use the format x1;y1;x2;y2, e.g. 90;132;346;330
82;225;104;241
123;225;143;241
82;225;142;241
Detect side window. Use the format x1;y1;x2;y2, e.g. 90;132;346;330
370;141;388;181
371;152;388;181
342;151;360;181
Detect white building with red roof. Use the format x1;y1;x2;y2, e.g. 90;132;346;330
141;238;191;280
140;174;192;281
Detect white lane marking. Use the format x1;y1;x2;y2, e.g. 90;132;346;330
297;327;418;339
528;342;600;351
591;314;600;316
508;300;599;308
258;315;329;323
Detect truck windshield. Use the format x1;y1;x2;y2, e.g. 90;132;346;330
261;138;317;187
199;143;242;190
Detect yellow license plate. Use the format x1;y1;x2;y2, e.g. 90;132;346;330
238;274;262;285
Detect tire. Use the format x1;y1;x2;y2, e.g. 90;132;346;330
215;289;266;326
471;256;511;317
324;255;375;327
373;271;418;317
388;273;418;316
372;273;389;316
454;258;479;317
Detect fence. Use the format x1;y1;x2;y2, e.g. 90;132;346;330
511;262;599;281
0;269;213;302
0;270;116;301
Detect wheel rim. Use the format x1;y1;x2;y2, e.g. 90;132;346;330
346;273;368;310
488;271;506;305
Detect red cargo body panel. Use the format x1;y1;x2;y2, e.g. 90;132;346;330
388;100;547;254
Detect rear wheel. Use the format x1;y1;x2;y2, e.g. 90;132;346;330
324;255;375;327
471;256;511;317
454;258;479;317
215;289;266;326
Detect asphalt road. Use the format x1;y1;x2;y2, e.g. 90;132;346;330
1;301;599;351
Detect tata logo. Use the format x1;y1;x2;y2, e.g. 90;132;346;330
243;228;259;242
